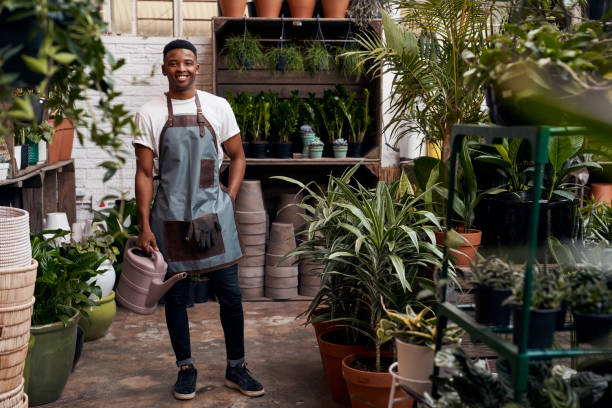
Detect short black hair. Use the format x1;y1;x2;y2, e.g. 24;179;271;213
163;39;197;59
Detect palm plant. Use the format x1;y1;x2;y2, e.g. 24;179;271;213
226;91;254;141
274;164;445;372
351;1;498;159
339;89;371;143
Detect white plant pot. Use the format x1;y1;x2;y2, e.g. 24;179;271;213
396;339;434;395
88;259;116;300
0;163;8;181
43;212;71;245
13;146;21;171
38;141;47;163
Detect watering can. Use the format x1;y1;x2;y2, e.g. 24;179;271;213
116;236;187;315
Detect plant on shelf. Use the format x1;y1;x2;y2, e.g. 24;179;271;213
335;43;365;79
304;41;333;73
270;94;300;158
226;91;253;142
339;88;370;145
221;32;264;71
576;197;612;248
332;138;348;158
264;45;303;72
308;136;324;158
470;254;516;326
318;86;349;143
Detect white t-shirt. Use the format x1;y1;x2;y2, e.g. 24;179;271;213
133;90;240;175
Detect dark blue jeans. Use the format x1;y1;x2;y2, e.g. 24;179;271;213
164;264;244;365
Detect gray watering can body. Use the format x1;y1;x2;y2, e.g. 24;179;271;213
116;236;187;314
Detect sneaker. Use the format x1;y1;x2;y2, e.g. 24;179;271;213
173;364;197;400
224;362;265;397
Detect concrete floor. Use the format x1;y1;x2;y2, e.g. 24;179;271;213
45;299;344;408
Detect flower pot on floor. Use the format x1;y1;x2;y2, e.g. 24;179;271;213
0;259;37;306
573;312;612;345
0;297;34;394
255;0;283;17
318;329;368;405
474;285;512;326
275;192;305;232
288;0;316;17
434;227;482;266
342;351;411;408
27;308;80;405
321;0;349;18
512;308;558;349
591;183;612;206
79;291;117;342
395;339;434;395
236;180;265;212
87;259;116;300
219;0;247;16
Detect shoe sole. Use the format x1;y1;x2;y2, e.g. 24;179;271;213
224;379;265;397
173;391;196;400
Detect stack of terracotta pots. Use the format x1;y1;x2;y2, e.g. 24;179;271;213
274;192;306;233
265;223;298;299
299;262;322;297
0;207;35;407
236;181;267;299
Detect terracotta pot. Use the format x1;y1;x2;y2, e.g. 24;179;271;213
265;265;298;278
395;340;433;395
300;273;320;287
265;276;297;288
219;0;247;17
244;244;266;256
241;233;266;245
264;286;297;299
238;265;265;278
236;180;264;212
238;222;266;235
50;118;74;162
434;227;482;266
591;183;612;206
238;276;264;288
318;329;369;405
310;308;338;338
255;0;283;17
268;223;296;255
266;253;296;267
299;285;319;296
342;352;412;408
236;211;266;224
241;286;265;299
238;254;265;266
275;193;306;231
288;0;316;18
321;0;349;18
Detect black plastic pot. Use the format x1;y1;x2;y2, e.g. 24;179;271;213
193;279;209;304
20;145;29;170
270;142;292;158
555;301;568;330
323;142;334;157
475;191;576;261
31;95;46;125
474;285;512;327
249;141;268;158
347;142;363;158
512;308;558;349
573;312;612;345
242;141;249;155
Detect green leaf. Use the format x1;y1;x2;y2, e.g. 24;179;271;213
22;55;48;75
381;10;418;56
389;254;410;291
52;52;77;65
548;135;583;174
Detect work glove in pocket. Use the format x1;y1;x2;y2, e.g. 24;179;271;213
187;216;221;250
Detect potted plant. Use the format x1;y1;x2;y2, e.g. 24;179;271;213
221;32;264;71
336;43;365;79
299;124;316;157
332;138;348;158
270;96;299;158
12;126;29;170
276;165;444;405
566;264;612;346
470;255;516;326
28;231;107;405
339;88;371;157
226;91;253;154
504;265;566;349
308;136;324;159
248;93;270;158
376;304;463;396
304;40;333;73
264;45;304;72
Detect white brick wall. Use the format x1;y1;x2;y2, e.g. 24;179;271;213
74;35;212;220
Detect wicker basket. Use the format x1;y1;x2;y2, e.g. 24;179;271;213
0;260;37;306
0;298;34;354
18;393;26;408
0;208;31;269
0;377;23;408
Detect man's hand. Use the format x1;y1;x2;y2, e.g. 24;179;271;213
137;228;159;253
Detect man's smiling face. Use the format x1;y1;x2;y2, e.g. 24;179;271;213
162;48;199;92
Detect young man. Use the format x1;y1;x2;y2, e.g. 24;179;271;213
132;39;264;401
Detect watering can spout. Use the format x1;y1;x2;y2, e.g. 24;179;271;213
146;272;187;308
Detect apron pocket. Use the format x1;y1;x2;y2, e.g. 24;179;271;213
164;213;225;262
200;159;215;188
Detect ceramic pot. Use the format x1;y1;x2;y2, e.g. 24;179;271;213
309;145;323;158
87;259;116;300
591;183;612;206
19;145;28;170
318;329;368;405
255;0;283;17
321;0;349;18
45;212;70;232
37;141;47;164
238;276;265;288
28;309;80;405
51;118;74;162
219;0;247;16
299;284;318;296
238;265;265;278
245;244;266;256
27;141;38;165
299;273;320;287
79;291;116;342
333;145;348;158
395;340;433;395
237;210;266;224
434;228;482;266
300;132;315;156
342;352;411;408
236;180;265;212
270;142;292;158
13;146;21;171
275;192;305;231
265;265;298;278
288;0;316;17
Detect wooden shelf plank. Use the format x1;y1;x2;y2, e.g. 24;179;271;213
0;160;74;188
222;158;377;166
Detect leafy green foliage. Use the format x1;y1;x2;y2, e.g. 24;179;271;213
221;33;264;71
226;91;254;141
31;231;108;326
270;93;300;143
264;45;303;72
471;254;516;289
505;265;566;310
566;264;612;314
13;121;54;145
339;88;371;143
576;198;612;247
304;41;333;73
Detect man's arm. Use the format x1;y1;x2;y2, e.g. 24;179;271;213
222;133;246;200
135;145;158;253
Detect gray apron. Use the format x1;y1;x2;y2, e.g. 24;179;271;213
150;93;243;274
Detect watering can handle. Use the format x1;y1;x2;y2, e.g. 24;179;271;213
126;236;138;251
126;236;165;264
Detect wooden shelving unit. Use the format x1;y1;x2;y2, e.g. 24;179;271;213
0;160;76;232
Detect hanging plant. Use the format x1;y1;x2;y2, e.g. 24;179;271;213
265;45;304;72
221;32;264;71
336;43;364;79
304;41;333;73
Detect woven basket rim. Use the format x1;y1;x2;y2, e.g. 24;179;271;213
0;260;37;276
0;297;35;313
0;208;28;221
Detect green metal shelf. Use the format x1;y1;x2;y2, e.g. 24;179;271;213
433;124;612;403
